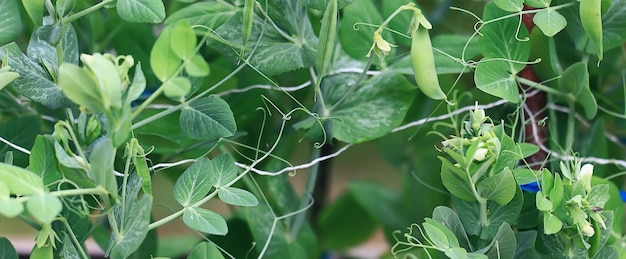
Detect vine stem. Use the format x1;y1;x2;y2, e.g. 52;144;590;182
62;0;114;24
290;146;322;238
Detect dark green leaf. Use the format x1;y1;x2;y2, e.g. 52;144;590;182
338;0;390;62
558;62;597;119
21;0;43;26
477;167;517;205
432;206;472;251
188;241;225;259
514;231;538;259
0;116;40;167
182;207;228;235
0;0;22;44
318;189;378;250
27;24;80;80
211;154;238;187
173;157;215;206
0;43;68;108
300;0;355;10
217;187;258;206
485;223;516;259
27;135;60;186
592;245;619;259
475;60;520;103
180;96;236;140
0;237;18;259
116;0;165;23
454;187;523;239
165;2;237;29
561;0;626;54
318;71;414;143
441;158;476;202
109;195;153;258
480;2;530;66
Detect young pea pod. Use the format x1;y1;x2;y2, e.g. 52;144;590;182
410;14;446;100
314;0;338;98
579;0;603;62
239;0;255;63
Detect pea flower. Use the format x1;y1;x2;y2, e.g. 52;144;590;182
578;164;594;192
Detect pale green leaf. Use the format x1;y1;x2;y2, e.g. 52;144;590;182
185;54;210;77
217;187;258;206
423;222;450;249
0;197;23;218
180;96;236;140
183;207;228;235
163;76;191;100
432;206;472;251
533;8;567;37
58;63;106;112
0;71;19;92
475;60;521;103
0;163;44;195
477;167;517;205
494;0;524;12
151;25;182;81
512;168;540;185
424;218;460;248
89;138;118;196
536;192;553;211
26;192;62;223
173;157;215;206
188;242;225;259
171;20;196;59
116;0;165;23
525;0;551;8
0;0;22;44
543;212;562;234
211;154;238;187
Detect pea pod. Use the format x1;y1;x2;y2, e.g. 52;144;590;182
314;0;338;97
410;17;446;100
580;0;603;61
239;0;255;63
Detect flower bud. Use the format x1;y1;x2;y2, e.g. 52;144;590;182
473;148;488;162
579;220;595;237
578;164;593;192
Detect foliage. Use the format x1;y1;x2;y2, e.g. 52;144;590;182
0;0;625;258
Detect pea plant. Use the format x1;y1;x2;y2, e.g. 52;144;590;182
0;0;625;258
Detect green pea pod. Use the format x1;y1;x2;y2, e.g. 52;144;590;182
410;22;446;100
314;0;338;97
580;0;603;62
239;0;255;63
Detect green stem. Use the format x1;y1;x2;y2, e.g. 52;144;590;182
290;146;321;238
60;217;89;259
564;101;576;152
516;77;565;97
62;0;114;24
378;3;416;32
44;0;55;20
481;2;576;26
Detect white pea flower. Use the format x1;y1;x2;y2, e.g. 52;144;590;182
579;220;595;237
578;164;594;192
473;148;489;162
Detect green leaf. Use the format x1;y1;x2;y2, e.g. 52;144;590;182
173;157;215;206
180;96;237;140
27;135;60;186
592;245;619;259
171;20;196;59
494;0;524;12
163;76;192;100
217;187;258;206
549;173;564;206
339;0;390;62
318;188;378;250
89;138;118;197
0;70;19;91
0;0;21;44
480;3;530;65
0;237;18;259
116;0;165;23
477;167;517;205
423;221;451;249
165;2;237;29
21;0;43;26
151;25;182;81
558;62;597;119
27;24;80;80
0;43;68;109
29;245;52;259
209;10;318;76
109;195;153;258
475;60;520;103
535;192;553;211
0;116;41;167
125;63;147;105
425;218;461;249
58;63;105;112
318;71;415;143
185;54;210;77
211;154;238;187
515;231;538;258
432;206;472;251
441;158;476;202
485;223;517;259
525;0;551;8
0;163;44;195
588;184;609;208
533;8;567;37
543;212;563;234
562;0;626;55
0;197;23;218
183;207;228;235
455;187;523;239
300;0;355;10
26;192;62;223
188;242;225;259
517;143;539;159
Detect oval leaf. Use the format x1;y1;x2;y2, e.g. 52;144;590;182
180;96;236;140
211;154;238;187
494;0;524;12
26;192;62;224
171;20;196;59
0;163;44;195
163;76;192;100
217;187;258;206
173;157;215;206
188;242;225;259
533;8;567;37
116;0;165;23
183;207;228;235
475;60;520;103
